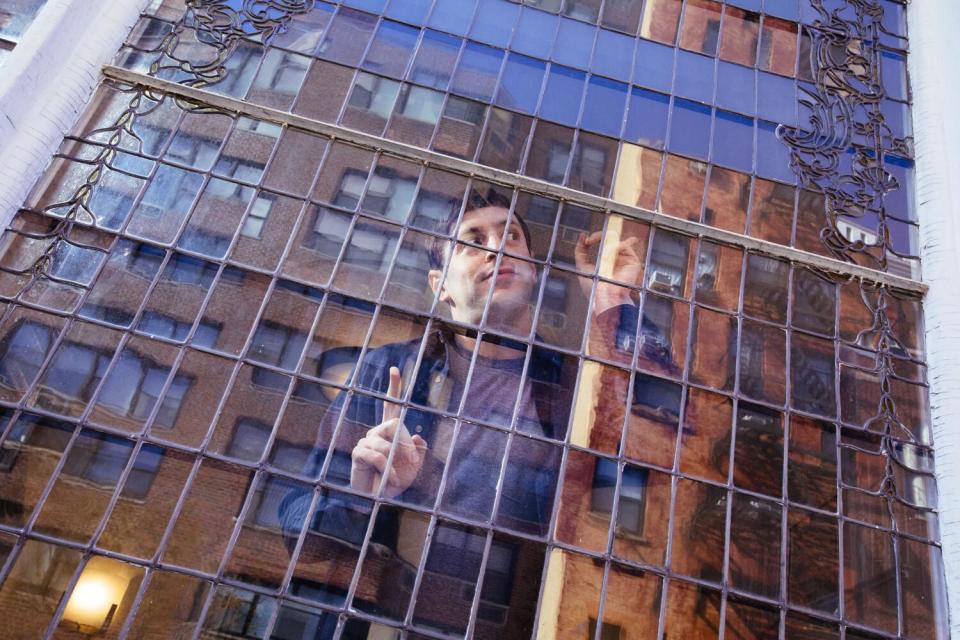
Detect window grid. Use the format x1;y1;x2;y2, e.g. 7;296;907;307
0;0;941;639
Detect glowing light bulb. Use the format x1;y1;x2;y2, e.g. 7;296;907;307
63;571;120;631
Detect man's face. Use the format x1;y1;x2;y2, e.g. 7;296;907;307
429;206;537;327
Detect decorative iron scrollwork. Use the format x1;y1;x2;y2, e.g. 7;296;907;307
17;0;315;291
779;0;913;273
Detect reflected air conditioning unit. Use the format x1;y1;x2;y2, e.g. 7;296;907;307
648;269;677;292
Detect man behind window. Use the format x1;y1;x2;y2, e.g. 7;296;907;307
279;188;643;637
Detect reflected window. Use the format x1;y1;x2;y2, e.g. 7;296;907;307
591;459;648;536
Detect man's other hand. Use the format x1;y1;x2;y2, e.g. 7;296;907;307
350;366;427;498
575;231;642;312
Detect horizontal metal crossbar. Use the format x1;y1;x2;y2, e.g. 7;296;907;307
102;64;928;296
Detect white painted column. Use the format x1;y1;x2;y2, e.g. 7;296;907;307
908;1;960;635
0;0;151;228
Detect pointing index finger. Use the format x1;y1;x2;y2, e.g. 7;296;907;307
382;366;402;423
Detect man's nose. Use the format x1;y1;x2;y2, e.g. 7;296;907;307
483;233;503;252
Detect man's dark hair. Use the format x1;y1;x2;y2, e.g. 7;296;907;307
427;187;533;269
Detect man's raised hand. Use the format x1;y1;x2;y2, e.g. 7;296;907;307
350;366;428;498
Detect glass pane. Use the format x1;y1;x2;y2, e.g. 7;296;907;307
362;20;419;79
124;570;210;639
409;30;461;91
50;556;143;637
162;459;254;573
496;53;545;115
679;387;732;483
319;7;377;66
787;507;839;613
136;254;218;343
0;540;83;639
191;267;270;356
98;446;195;559
0;413;74;528
30;321;122;418
720;7;760;66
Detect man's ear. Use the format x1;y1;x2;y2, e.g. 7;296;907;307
428;269;447;303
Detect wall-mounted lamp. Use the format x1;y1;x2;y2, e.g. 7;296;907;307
62;565;129;635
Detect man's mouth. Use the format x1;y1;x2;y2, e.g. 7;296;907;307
482;265;518;282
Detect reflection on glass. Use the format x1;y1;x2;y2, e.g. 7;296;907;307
142;349;223;445
750;178;794;245
662;580;721;638
613;143;661;210
294;60;355;122
743;254;789;323
680;0;722;55
386;85;444;148
734;403;783;498
451;42;503;103
690;306;737;392
353;504;429;621
729;492;781;598
124;570;210;639
496;53;545;114
787;507;839;613
536;550;602;639
263;130;327;197
199;585;276;640
433;95;487;160
177;178;255;258
704;166;750;233
0;540;83;639
319;7;377;66
647;229;692;298
283;205;352;286
409;29;461;91
672;478;726;581
540;64;585;127
568;131;617;196
624;373;681;468
362;19;419;79
738;319;786;405
526;121;573;185
248;280;324;371
478;108;532;172
98;446;194;559
162;459;254;573
56;555;144;637
679;387;732;483
30;321;122;418
207;365;291;462
788;416;837;511
313;141;375;207
409;167;468;234
724;598;780;640
758;16;798;77
341;72;401;135
843;523;897;634
79;240;164;328
413;520;487;635
720;7;760;66
554;450;613;553
581;76;628;138
0;413;73;528
361;155;421;222
331;217;402;300
32;429;134;542
126;166;206;239
136;253;218;343
612;465;670;568
0;307;66;403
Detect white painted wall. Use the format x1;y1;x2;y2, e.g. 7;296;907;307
908;1;960;636
0;0;150;228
